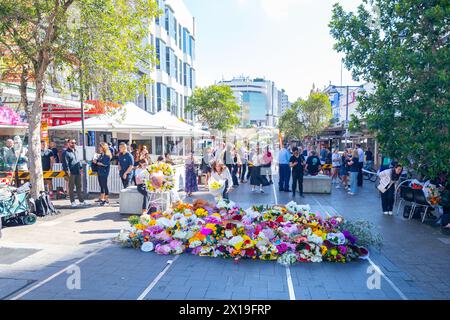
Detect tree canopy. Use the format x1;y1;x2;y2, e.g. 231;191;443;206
0;0;159;197
329;0;449;179
279;91;332;141
186;85;241;133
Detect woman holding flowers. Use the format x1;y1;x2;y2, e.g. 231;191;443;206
185;152;198;197
378;164;403;215
211;161;233;200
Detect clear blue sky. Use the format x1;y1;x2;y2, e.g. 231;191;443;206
184;0;363;101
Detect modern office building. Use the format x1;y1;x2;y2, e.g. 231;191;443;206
218;77;281;127
135;0;196;123
279;89;291;115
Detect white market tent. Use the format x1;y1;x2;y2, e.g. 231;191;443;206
50;102;210;154
144;111;210;137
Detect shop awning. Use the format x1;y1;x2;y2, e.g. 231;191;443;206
49;102;164;133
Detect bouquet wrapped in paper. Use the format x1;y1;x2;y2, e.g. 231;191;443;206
208;179;225;200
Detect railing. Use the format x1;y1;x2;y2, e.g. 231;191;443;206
51;163;185;194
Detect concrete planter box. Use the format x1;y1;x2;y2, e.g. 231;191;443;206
303;175;332;194
119;186;171;215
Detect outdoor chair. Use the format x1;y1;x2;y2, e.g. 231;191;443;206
396;185;414;216
410;189;433;223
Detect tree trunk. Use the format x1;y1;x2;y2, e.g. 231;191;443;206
28;66;46;199
18;66;29;115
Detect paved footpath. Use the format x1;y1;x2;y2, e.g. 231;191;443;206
1;174;449;300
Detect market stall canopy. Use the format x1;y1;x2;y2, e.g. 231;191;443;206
141;111;210;137
49;102;164;133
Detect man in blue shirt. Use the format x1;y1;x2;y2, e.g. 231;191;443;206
278;144;292;192
118;142;134;189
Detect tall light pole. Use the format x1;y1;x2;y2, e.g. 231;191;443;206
79;65;88;199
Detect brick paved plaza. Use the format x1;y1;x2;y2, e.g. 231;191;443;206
1;176;449;300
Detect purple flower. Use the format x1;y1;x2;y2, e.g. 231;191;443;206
200;227;213;236
343;230;358;244
276;243;288;254
338;245;347;255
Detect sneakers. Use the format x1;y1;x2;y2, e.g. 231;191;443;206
388;211;393;215
79;201;89;206
383;211;388;215
336;185;340;189
347;192;355;196
71;202;78;208
260;189;265;193
100;200;109;206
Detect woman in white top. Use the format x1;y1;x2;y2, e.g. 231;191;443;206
378;164;403;215
331;149;341;186
211;161;233;200
250;146;267;193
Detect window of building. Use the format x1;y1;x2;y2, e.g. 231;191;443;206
189;36;193;58
179;60;182;84
183;28;188;54
164;7;170;35
178;24;182;48
173;17;178;43
166;47;171;76
155;38;160;69
166;87;171;111
174;56;178;82
157;82;167;112
183;63;187;86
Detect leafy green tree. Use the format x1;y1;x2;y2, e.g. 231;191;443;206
278;104;306;141
186;85;241;133
299;91;333;138
279;91;332;141
329;0;449;179
0;0;159;198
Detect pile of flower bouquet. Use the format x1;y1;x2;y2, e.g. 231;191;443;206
116;199;370;265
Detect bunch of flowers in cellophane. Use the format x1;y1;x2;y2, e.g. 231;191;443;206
208;178;225;200
145;162;175;192
115;198;374;265
423;181;441;206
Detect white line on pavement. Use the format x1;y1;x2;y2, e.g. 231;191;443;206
311;195;331;218
285;267;296;300
312;196;409;301
137;255;180;300
9;240;111;300
271;179;278;204
368;257;408;300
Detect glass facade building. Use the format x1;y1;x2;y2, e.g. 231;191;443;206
218;77;282;127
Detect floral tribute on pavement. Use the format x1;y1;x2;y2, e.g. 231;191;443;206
116;199;381;265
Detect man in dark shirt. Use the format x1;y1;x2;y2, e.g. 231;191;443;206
289;147;305;197
305;150;322;176
41;140;55;196
365;148;374;169
49;141;59;163
118;142;134;189
62;139;86;207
